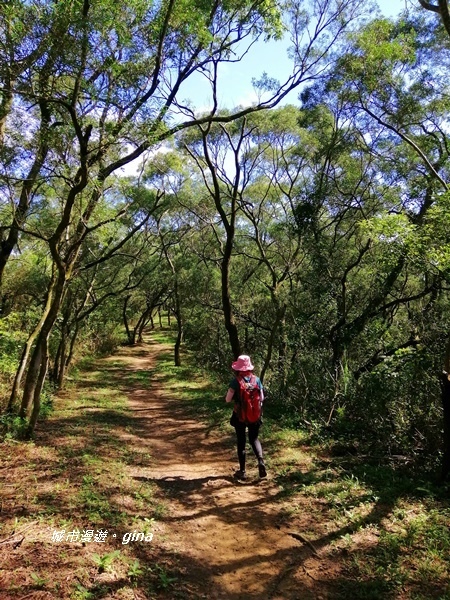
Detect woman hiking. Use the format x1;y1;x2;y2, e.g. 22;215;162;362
225;354;267;481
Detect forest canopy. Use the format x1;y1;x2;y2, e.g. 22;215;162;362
2;0;450;479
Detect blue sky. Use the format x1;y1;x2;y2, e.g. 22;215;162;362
178;0;407;112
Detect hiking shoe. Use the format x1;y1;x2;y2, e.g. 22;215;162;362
258;461;267;479
234;470;247;481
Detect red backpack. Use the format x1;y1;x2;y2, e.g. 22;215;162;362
236;374;262;424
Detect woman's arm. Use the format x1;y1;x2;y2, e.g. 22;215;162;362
225;388;235;403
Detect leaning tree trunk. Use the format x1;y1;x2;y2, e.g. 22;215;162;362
52;291;75;389
135;304;153;343
132;320;141;344
19;271;65;422
25;349;49;439
8;336;39;413
7;268;58;412
122;295;133;344
19;333;47;419
137;311;154;341
65;322;80;376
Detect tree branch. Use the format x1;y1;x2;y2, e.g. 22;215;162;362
438;0;450;37
354;337;421;380
418;0;441;13
361;102;448;190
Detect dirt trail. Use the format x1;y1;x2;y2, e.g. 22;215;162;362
110;339;330;600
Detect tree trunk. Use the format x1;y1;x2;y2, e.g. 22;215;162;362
19;272;65;421
221;249;241;359
0;79;13;146
139;317;152;341
25;353;49;439
278;315;287;388
136;307;152;342
7;268;57;411
440;372;450;481
441;334;450;481
52;301;71;388
55;326;68;390
19;335;45;418
7;343;32;413
217;323;221;364
131;320;140;345
65;322;80;375
260;305;286;383
133;305;151;344
174;323;183;366
123;295;132;344
173;280;183;366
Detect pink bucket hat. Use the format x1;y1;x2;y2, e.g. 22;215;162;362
231;355;254;372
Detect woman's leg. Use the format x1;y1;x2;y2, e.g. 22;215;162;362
248;422;267;477
248;422;263;460
234;421;247;472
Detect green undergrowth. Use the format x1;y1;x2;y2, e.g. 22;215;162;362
272;437;450;598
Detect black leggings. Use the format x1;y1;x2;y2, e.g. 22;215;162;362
234;421;263;471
